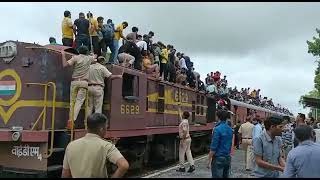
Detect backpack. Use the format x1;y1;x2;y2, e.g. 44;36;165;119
101;24;114;41
184;56;193;69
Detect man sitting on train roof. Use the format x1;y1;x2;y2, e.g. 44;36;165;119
176;69;187;86
142;51;160;79
118;40;141;70
206;83;218;95
48;37;61;45
213;71;221;83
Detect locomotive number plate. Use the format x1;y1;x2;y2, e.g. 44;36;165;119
120;104;140;115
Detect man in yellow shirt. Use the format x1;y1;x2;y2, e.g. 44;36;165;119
61;10;73;47
158;42;168;81
111;22;128;64
250;89;257;99
87;12;100;56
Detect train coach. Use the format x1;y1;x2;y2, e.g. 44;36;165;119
0;41;292;177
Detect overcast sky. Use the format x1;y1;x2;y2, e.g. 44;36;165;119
1;2;318;116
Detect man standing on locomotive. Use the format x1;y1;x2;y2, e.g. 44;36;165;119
61;45;95;129
88;56;123;115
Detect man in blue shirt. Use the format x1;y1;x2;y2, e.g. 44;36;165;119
252;117;263;140
282;125;320;178
253;115;286;178
207;110;233;178
251;116;263;175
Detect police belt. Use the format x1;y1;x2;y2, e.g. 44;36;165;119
88;83;104;87
72;78;88;82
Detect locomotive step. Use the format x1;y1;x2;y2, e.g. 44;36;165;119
51;148;65;153
47;165;63;172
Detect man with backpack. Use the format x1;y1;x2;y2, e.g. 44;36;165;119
97;17;115;60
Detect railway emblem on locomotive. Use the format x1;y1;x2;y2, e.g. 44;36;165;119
0;69;22;124
0;42;17;64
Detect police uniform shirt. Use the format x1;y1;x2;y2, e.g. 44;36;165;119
67;54;95;80
62;133;123;178
88;63;112;87
238;121;254;139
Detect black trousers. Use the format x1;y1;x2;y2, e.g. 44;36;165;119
75;35;90;50
91;36;100;56
166;63;176;83
100;39;115;58
134;57;142;70
62;38;73;47
160;63;168;80
234;133;240;148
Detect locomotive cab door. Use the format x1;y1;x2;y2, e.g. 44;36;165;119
206;96;216;123
107;66;147;130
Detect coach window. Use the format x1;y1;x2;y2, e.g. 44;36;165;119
197;95;200;104
247;108;251;116
122;73;139;98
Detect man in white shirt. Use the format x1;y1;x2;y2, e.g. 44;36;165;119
177;52;188;71
136;35;148;53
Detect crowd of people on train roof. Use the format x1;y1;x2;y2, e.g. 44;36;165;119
205;72;293;116
52;10;292;116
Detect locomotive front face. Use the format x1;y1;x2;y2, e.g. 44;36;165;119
0;41;74;130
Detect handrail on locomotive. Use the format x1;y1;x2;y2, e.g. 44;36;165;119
25;82;57;158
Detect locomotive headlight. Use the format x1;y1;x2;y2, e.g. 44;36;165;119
12;131;21;141
11;126;23;141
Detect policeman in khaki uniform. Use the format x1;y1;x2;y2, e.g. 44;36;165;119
61;113;129;178
238;116;255;171
62;46;95;129
88;56;123;115
176;111;195;173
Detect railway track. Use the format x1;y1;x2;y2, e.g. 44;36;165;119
127;153;208;178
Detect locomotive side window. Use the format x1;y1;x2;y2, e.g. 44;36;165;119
122;73;139;97
157;84;165;113
207;97;216;123
201;96;204;105
196;106;200;115
192;101;196;123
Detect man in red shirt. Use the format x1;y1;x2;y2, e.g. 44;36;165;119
213;71;221;82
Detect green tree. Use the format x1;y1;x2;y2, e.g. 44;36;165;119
300;29;320;107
